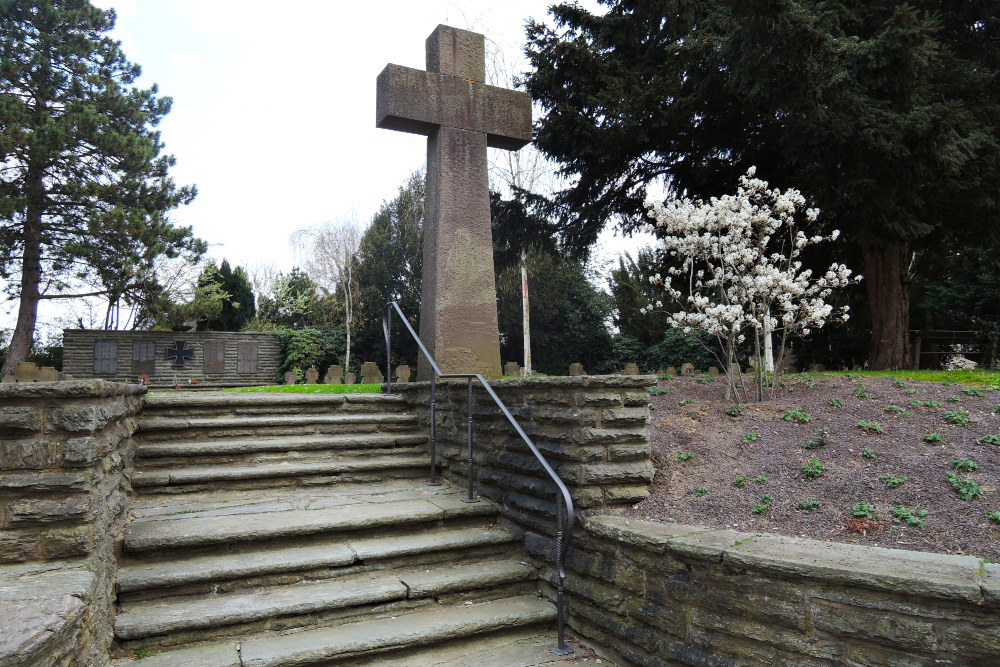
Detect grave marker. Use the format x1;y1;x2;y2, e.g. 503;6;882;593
568;363;585;376
622;363;639;376
680;363;695;375
377;25;531;380
396;365;411;383
305;367;319;384
325;365;344;384
284;371;298;385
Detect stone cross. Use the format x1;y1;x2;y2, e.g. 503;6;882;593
377;25;531;380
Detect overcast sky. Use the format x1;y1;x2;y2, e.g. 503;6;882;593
7;0;655;338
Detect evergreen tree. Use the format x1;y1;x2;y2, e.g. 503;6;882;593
524;1;1000;368
196;259;256;331
0;0;202;374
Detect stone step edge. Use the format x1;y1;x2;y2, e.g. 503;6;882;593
114;559;536;641
123;595;556;667
133;456;429;488
117;525;514;593
144;393;404;408
138;433;428;458
137;413;418;432
124;495;497;553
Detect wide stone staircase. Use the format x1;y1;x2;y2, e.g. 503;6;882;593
114;392;587;666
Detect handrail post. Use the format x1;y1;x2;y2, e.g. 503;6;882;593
383;303;392;395
460;377;479;503
427;375;440;486
550;490;571;655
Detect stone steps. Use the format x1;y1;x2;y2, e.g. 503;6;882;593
120;595;557;666
117;525;516;598
141;392;406;420
136;412;420;443
115;559;536;646
137;433;427;459
132;455;429;492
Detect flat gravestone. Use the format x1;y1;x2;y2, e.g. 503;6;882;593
568;363;585;376
305;367;319;384
15;362;39;382
345;372;356;385
396;365;411;383
37;366;58;381
284;371;298;385
377;25;531;380
622;363;639;376
360;362;383;384
325;365;343;384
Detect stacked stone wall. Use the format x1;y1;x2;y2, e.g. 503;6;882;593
0;380;145;666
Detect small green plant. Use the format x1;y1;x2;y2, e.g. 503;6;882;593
648;385;665;396
856;420;885;434
993;404;1000;414
695;486;708;497
924;433;943;443
131;645;156;660
947;395;961;404
783;407;811;423
980;434;1000;445
674;451;695;463
893;380;906;388
880;474;907;489
904;388;918;395
944;410;970;426
805;380;817;389
751;494;773;514
861;447;876;459
733;476;747;488
986;511;1000;525
909;400;922;407
851;501;876;519
942;381;953;386
742;431;760;444
885;405;904;414
798;500;821;514
725;404;745;417
921;400;941;408
649;404;658;410
947;472;982;501
827;397;844;407
854;388;868;399
754;474;767;484
950;458;979;472
679;399;694;406
962;388;985;397
801;458;825;478
892;501;928;528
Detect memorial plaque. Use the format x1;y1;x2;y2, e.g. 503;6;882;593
131;341;155;375
237;342;258;374
93;340;118;375
203;340;226;374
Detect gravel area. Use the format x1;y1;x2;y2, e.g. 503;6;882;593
625;374;1000;562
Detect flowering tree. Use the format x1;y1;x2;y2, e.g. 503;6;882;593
641;168;860;402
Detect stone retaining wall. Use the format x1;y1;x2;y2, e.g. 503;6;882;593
560;516;1000;666
0;381;145;666
396;376;656;533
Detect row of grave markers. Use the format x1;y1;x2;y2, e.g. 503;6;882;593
1;362;73;383
282;362;412;386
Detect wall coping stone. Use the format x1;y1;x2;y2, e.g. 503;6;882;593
0;379;146;399
585;515;996;607
396;374;657;392
142;392;397;408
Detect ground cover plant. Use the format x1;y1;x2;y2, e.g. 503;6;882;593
224;383;382;394
630;374;1000;561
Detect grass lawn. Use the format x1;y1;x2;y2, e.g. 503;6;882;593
814;369;1000;388
223;383;383;394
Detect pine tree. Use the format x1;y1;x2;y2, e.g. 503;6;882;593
523;1;1000;368
0;0;201;374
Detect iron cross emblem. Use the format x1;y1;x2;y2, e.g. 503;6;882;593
165;340;194;367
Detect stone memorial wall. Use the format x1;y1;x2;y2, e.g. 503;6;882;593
62;330;280;388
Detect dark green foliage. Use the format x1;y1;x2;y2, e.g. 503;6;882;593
751;494;773;514
947;472;982;501
880;475;907;489
1;0;203;373
911;242;1000;337
950;459;980;472
801;458;824;478
197;260;256;331
861;447;877;459
783;407;811;424
674;452;694;463
524;1;1000;367
851;502;876;519
276;328;346;379
892;501;928;528
798;500;821;515
256;269;328;330
944;410;970;426
497;249;613;376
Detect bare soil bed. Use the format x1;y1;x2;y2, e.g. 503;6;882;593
624;373;1000;562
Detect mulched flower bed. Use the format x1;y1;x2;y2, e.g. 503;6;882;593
625;374;1000;562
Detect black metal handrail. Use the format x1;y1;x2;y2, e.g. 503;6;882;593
382;301;575;656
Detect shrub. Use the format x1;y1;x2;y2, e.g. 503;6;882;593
950;459;979;472
725;404;744;417
891;501;928;528
648;385;666;396
783;407;811;423
276;327;346;379
854;388;868;398
944;410;970;426
801;458;825;478
980;434;1000;445
751;494;773;514
946;472;982;501
798;500;821;514
827;397;844;407
851;502;876;518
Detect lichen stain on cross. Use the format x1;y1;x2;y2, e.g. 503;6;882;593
376;25;532;380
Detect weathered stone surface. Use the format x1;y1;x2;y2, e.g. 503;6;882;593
600;408;650;426
568;363;585;376
0;406;41;432
622;363;639;375
0;439;59;469
8;497;91;526
40;525;93;558
811;601;937;651
399;560;533;596
0;471;89;492
128;642;241;667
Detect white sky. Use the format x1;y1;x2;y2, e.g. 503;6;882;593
6;0;655;339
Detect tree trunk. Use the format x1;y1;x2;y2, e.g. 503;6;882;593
864;245;911;370
2;212;43;377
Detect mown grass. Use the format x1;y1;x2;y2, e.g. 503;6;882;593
223;383;383;394
815;369;1000;388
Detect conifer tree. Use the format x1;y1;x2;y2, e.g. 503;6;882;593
1;0;201;374
524;1;999;368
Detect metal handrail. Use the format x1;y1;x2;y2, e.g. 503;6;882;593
382;301;575;656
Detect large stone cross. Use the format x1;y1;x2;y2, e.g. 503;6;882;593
376;25;532;380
